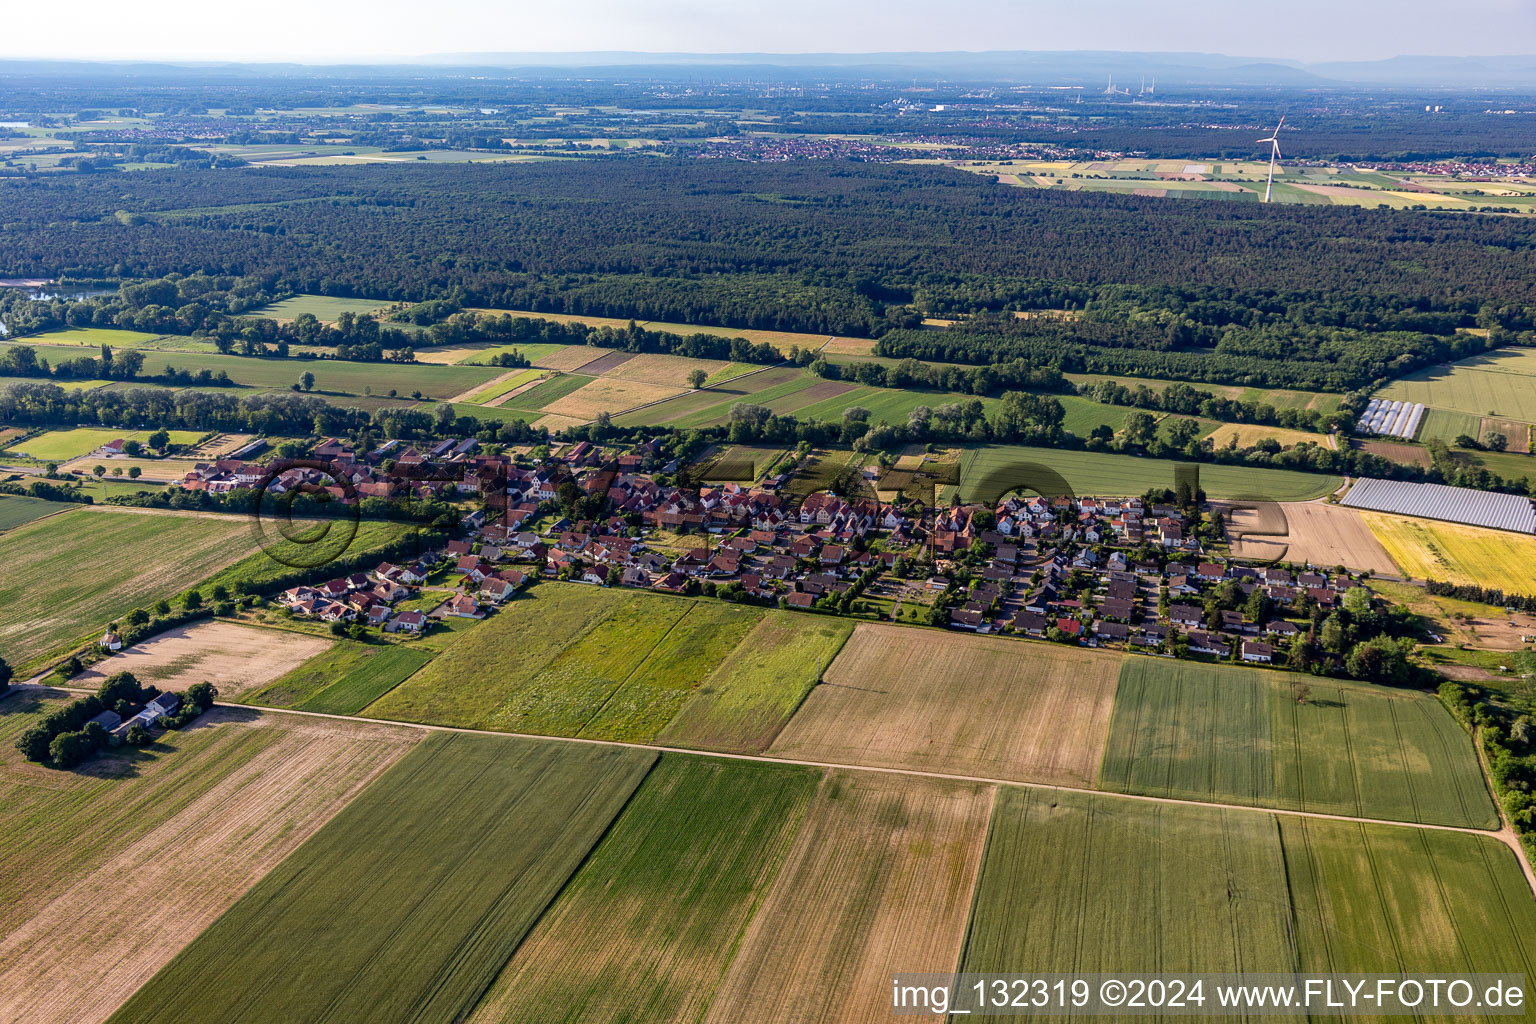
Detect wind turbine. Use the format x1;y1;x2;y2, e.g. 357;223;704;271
1258;115;1285;203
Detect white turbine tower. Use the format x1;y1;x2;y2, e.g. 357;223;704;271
1258;115;1285;203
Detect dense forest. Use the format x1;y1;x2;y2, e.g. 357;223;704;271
4;160;1536;392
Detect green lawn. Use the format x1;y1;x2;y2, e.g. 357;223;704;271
658;613;853;753
469;756;818;1023
0;509;260;671
5;427;203;461
959;443;1341;501
366;584;771;742
108;733;655;1024
239;640;434;714
1098;658;1497;829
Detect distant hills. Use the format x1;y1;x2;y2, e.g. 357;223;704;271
3;51;1536;89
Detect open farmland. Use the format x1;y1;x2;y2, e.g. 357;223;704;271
469;757;818;1024
72;621;332;699
239;640;434;714
470;308;833;351
1378;348;1536;424
248;294;391;321
1364;511;1536;591
768;624;1122;786
1099;659;1497;828
539;375;688;420
705;771;992;1024
0;494;69;531
1284;817;1536;977
2;343;503;400
5;427;204;461
658;613;853;753
605;351;733;387
1223;500;1399;574
0;509;260;670
458;367;549;404
1205;422;1327;450
0;693;420;1024
959;444;1340;502
959;789;1299;984
109;733;655;1024
192;517;420;598
367;584;770;741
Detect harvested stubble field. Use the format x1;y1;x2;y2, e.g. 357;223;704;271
605;351;732;387
659;613;854;753
1204;422;1328;450
241;640;435;715
73;622;332;699
1363;511;1536;592
469;756;819;1024
540;376;688;420
0;693;420;1024
768;624;1122;786
0;509;261;670
959;789;1300;988
1224;500;1398;575
705;771;992;1024
1099;659;1497;829
369;584;775;742
109;733;656;1024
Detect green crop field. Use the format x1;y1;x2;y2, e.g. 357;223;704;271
4;426;203;461
1284;817;1536;977
248;294;392;321
463;368;548;404
957;787;1535;993
22;326;219;352
3;343;502;400
110;733;655;1024
1379;348;1536;424
368;584;779;741
1417;407;1484;446
960;789;1299;978
1099;659;1497;828
489;372;596;416
468;756;818;1024
658;613;853;753
0;494;70;531
457;342;576;366
0;509;261;670
240;640;434;714
959;443;1341;501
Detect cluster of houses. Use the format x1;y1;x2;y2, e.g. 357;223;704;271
167;436;1364;667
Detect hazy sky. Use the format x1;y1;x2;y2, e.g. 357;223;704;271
8;0;1536;64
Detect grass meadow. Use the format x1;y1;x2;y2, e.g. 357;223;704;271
108;733;655;1024
1099;659;1496;828
240;640;434;715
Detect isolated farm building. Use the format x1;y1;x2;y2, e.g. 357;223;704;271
1241;641;1274;664
145;692;181;717
386;610;426;634
98;630;123;652
87;710;122;732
